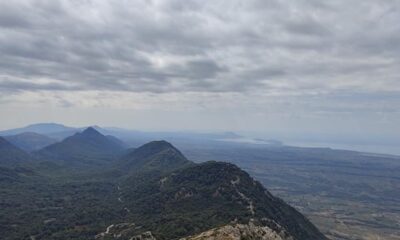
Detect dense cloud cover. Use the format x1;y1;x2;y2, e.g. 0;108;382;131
0;0;399;147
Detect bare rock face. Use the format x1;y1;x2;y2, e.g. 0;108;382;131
181;222;294;240
129;231;156;240
95;223;157;240
95;221;294;240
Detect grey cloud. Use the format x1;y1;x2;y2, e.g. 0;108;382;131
240;68;286;81
167;59;224;80
0;11;31;29
0;2;33;29
0;79;81;92
285;20;330;37
0;0;399;95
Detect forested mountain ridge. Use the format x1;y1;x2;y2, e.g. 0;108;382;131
0;129;326;240
115;161;326;240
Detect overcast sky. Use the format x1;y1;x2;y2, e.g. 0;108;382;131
0;0;399;146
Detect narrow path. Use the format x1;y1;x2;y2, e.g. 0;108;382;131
231;176;255;216
116;185;131;213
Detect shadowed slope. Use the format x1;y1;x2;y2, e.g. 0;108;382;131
0;137;31;167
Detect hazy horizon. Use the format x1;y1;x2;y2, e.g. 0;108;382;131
1;121;399;156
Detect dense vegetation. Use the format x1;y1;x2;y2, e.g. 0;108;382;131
0;128;326;240
119;161;325;240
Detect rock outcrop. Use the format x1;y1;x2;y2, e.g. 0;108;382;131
181;222;294;240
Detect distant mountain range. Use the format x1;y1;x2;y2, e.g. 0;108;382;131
0;127;326;239
4;132;58;152
0;123;76;136
0;123;247;146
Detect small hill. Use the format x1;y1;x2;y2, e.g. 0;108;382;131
36;127;125;166
4;132;58;152
0;137;31;167
118;140;193;173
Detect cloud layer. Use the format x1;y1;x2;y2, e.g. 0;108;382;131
1;0;399;94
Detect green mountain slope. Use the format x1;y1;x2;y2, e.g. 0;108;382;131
0;139;326;240
36;127;125;166
117;161;326;240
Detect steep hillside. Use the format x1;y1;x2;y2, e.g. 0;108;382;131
115;160;326;240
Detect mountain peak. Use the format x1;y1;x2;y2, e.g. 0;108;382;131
129;140;180;158
119;140;192;173
81;127;101;136
140;140;175;150
36;127;125;166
